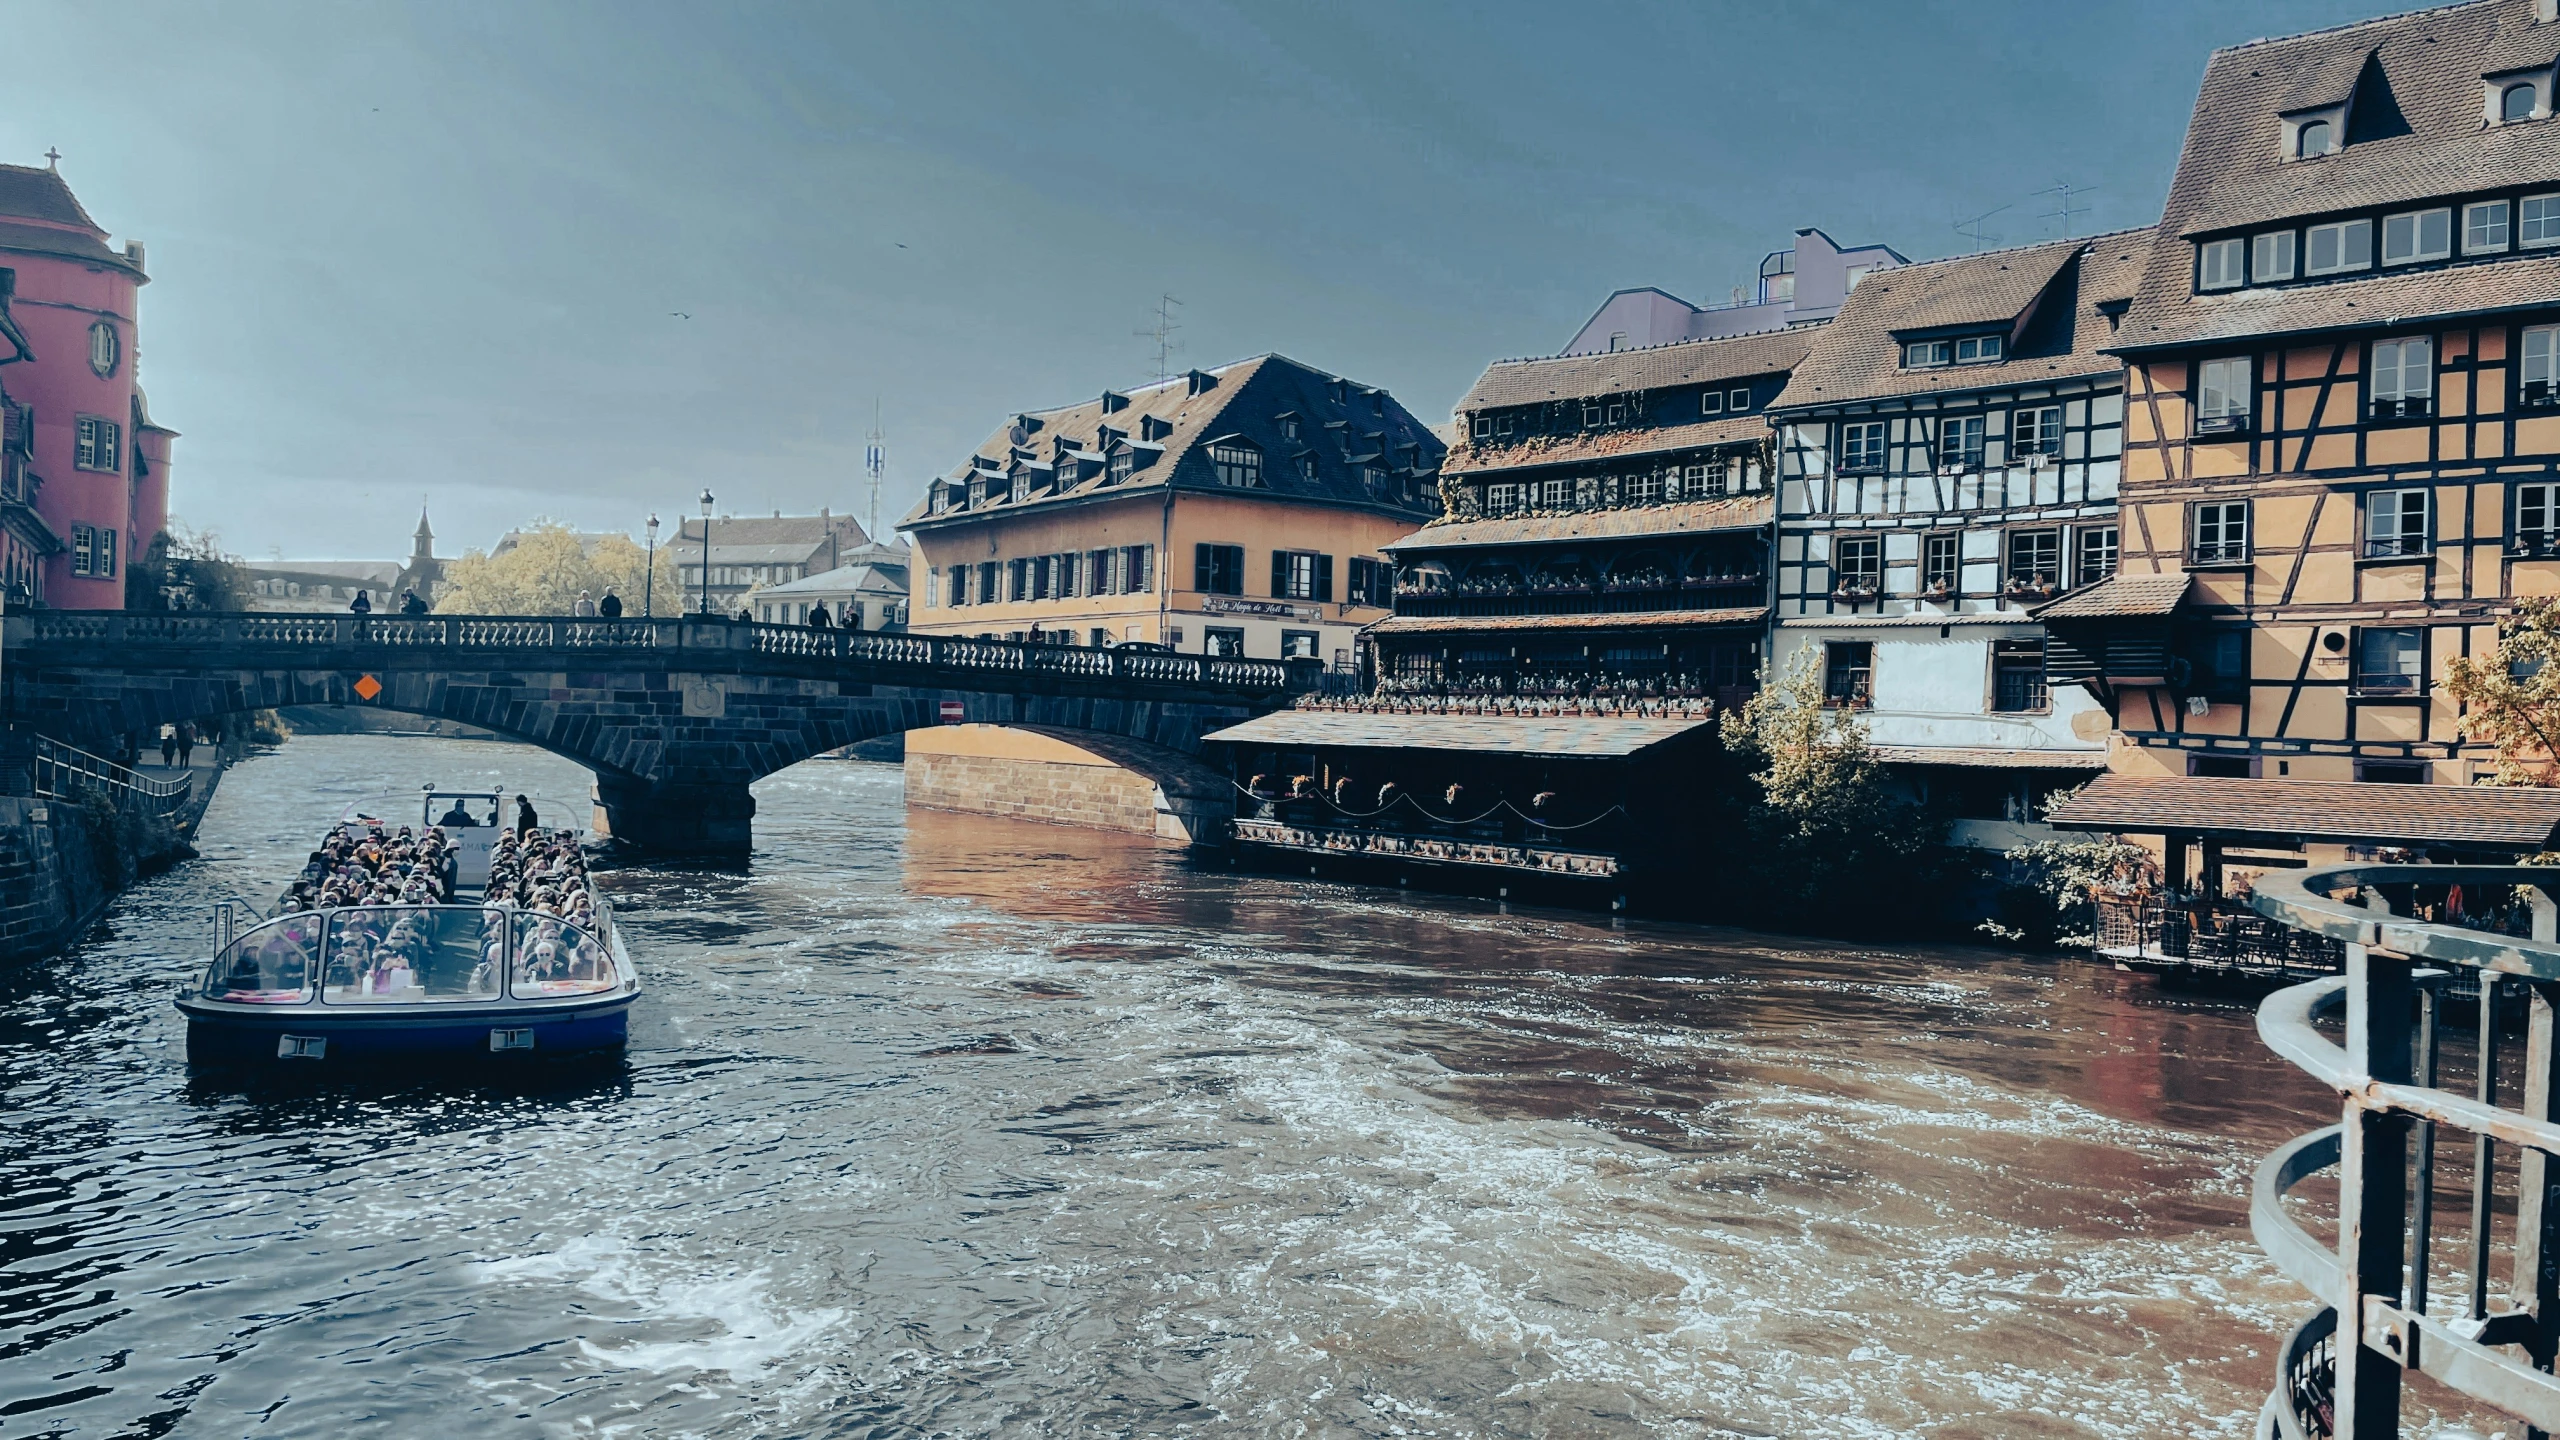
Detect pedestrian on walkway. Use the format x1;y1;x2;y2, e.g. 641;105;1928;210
349;589;372;614
159;724;177;767
574;590;598;617
175;722;194;768
807;602;832;629
598;589;623;619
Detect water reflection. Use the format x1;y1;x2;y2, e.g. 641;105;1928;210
0;736;2405;1437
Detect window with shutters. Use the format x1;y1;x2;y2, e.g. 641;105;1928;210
1272;550;1332;602
946;567;966;606
1194;543;1245;596
1124;544;1154;592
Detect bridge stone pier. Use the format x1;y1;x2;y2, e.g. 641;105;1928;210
3;613;1306;854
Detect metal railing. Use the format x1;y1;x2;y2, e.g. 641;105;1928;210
2247;863;2560;1438
8;611;1299;695
21;732;193;818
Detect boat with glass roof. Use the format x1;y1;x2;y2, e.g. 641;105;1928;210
176;786;639;1065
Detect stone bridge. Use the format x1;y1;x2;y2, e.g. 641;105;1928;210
3;611;1305;853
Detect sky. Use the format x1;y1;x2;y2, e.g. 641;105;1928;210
6;0;2389;561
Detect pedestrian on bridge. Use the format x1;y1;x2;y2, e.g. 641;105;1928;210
349;589;372;615
399;589;429;616
807;602;832;629
176;722;194;768
574;591;598;617
158;724;176;767
598;590;623;619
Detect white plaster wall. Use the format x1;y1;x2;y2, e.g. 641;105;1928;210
1772;623;2108;754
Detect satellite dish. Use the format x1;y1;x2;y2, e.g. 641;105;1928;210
1008;424;1030;446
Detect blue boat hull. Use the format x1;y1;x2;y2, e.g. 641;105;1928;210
179;994;633;1066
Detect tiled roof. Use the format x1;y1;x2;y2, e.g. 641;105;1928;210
1457;329;1813;412
755;562;908;597
1385;495;1770;552
2048;772;2560;849
1201;710;1715;758
2281;45;2375;111
903;354;1443;530
0;165;101;231
2032;571;2192;619
0;218;140;277
675;513;872;548
1772;232;2152;410
2120;0;2560;349
1366;606;1767;636
1441;415;1770;477
1869;745;2108;770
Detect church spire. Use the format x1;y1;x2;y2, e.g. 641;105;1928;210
412;504;433;560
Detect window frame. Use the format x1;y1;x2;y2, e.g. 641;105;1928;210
2011;404;2063;457
1208;442;1263;489
1939;415;1987;471
1699;390;1724;416
2523;193;2560;249
2190;499;2252;567
2369;336;2435;417
2517;480;2560;555
2076;524;2121;586
2197;355;2254;428
2523;323;2560;406
2466;200;2513;255
1838;420;1888;474
2351;625;2428;697
1193;542;1246;597
2305;218;2374;275
2253;229;2298;282
1922;532;1960;595
2198;236;2247;291
1831;535;1882;596
1989;639;2050;715
1822;641;1874;710
2380;207;2454;267
2505;82;2541;124
2004;528;2062;591
2362;486;2433;559
73;414;120;473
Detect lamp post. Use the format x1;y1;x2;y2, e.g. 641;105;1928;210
697;489;715;616
644;513;659;618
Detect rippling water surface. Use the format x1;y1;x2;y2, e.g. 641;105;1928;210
0;735;2355;1437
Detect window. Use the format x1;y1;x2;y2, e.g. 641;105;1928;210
1346;556;1394;607
2370;337;2433;417
1209;442;1262;488
2254;230;2298;281
1699;391;1724;415
87;321;117;378
1057;551;1081;598
1940;416;1986;470
2306;218;2373;274
2199;237;2246;290
1990;641;2048;713
1279;415;1300;442
1106;449;1136;484
1605;401;1627;425
1840;421;1887;473
1272;550;1333;602
2518;482;2560;553
2382;208;2453;266
945;567;965;606
2525;325;2560;405
1472;415;1493;437
2298;119;2334;157
2198;356;2253;425
1683;462;1717;500
2077;525;2120;585
1823;642;1873;709
2358;760;2430;784
1008;471;1032;504
1194;543;1245;596
1031;555;1053;601
2193;500;2251;565
2365;487;2431;557
2012;405;2062;457
73;415;119;472
1581;401;1604;428
1538;477;1574;509
70;523;92;577
1299;454;1319;481
1124;544;1154;592
1203;627;1245;658
976;561;997;602
1006;558;1029;601
2354;627;2426;695
2525;194;2560;248
2506;82;2539;123
1905;340;1951;368
1279;630;1319;659
2006;529;2061;588
1728;387;1750;410
1832;536;1881;595
1625;468;1664;505
1956;334;2003;364
1923;532;1959;593
2466;200;2512;254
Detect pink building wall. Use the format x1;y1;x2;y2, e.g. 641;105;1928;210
0;162;166;610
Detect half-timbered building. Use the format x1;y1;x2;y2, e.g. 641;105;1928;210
2048;0;2560;809
1764;232;2153;841
1369;328;1805;709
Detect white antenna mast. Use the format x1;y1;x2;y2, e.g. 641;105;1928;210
1135;295;1183;383
863;398;885;542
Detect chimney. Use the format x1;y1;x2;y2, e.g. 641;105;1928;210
124;240;145;272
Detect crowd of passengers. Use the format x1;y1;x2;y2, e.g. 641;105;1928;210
280;822;455;912
486;828;600;928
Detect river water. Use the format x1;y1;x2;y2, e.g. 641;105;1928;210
0;735;2381;1437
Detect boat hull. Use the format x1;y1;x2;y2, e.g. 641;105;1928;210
178;993;633;1066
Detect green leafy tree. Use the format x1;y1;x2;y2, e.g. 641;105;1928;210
1714;648;1952;932
2445;596;2560;786
433;521;678;615
125;522;253;612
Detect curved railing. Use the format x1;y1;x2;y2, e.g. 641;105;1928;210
2248;863;2560;1438
7;611;1301;696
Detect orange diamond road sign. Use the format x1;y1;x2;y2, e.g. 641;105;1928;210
352;674;383;702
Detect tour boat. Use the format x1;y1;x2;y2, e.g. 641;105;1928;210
176;787;640;1066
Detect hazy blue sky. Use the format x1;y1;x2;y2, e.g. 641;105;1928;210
7;0;2380;560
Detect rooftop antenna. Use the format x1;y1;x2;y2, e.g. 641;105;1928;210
863;398;885;542
1136;294;1183;383
2033;182;2096;239
1953;204;2009;253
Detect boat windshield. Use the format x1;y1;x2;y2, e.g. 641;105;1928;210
203;914;323;1003
510;911;617;997
322;906;509;1005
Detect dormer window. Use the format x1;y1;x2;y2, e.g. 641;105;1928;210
2381;208;2452;266
1107;448;1135;484
1278;413;1300;441
2296;119;2336;158
2254;230;2298;280
1903;334;2002;369
2526;193;2560;248
2466;201;2512;253
2491;71;2549;124
1700;390;1725;415
2306;218;2373;275
2199;237;2246;290
1010;471;1032;504
1208;440;1262;488
2506;83;2540;122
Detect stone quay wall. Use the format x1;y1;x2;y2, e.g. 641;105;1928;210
903;725;1232;842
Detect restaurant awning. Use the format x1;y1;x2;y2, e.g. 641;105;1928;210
1200;710;1715;759
1364;606;1767;636
2046;773;2560;850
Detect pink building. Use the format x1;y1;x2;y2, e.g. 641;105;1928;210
0;160;169;610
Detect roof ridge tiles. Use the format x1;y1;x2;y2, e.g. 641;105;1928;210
2214;0;2491;55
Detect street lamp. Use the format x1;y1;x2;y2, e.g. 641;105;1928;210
698;489;715;616
644;513;659;618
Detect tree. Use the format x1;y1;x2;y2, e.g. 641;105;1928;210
125;522;253;612
432;521;679;615
2444;596;2560;785
1713;648;1952;932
